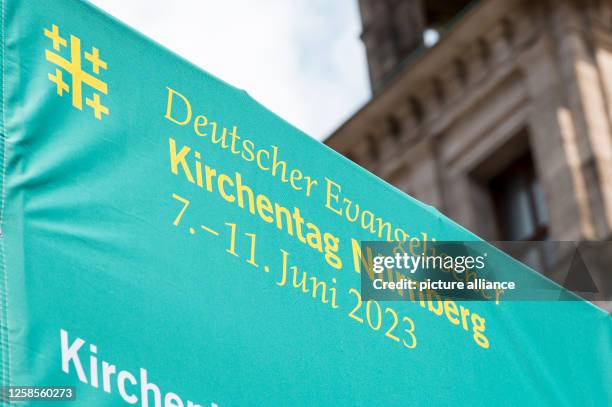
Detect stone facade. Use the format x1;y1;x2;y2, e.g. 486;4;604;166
325;0;612;310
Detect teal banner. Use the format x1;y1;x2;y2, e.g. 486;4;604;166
0;0;610;405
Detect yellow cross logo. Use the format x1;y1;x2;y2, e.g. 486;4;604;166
44;24;109;120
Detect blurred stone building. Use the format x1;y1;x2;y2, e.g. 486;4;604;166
325;0;612;309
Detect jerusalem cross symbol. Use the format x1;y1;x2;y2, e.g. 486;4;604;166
44;24;109;120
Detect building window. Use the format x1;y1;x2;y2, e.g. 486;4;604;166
408;96;425;124
387;115;402;140
489;153;551;274
489;153;548;241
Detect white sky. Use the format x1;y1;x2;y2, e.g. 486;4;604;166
88;0;371;140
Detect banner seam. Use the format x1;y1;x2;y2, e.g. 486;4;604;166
0;0;10;398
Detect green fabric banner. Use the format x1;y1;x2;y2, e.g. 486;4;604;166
0;0;610;405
